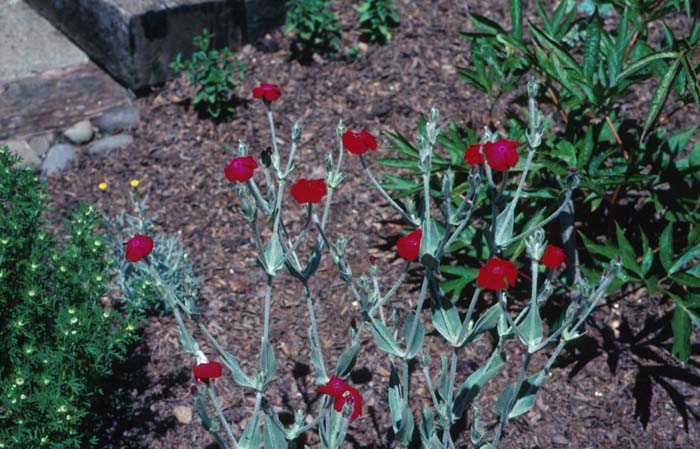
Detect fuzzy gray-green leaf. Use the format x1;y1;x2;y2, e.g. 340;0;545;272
370;318;405;357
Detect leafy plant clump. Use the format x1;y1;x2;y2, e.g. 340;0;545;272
170;28;246;118
103;191;201;317
358;0;400;43
285;0;341;60
381;0;700;362
0;146;140;449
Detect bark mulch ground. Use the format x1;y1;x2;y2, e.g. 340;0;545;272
39;1;699;448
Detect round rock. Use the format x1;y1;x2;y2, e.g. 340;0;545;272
28;133;54;159
94;106;141;133
42;144;77;175
89;134;133;156
63;120;94;144
4;139;41;168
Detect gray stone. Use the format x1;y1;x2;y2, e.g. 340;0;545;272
89;134;133;156
26;0;286;90
28;133;54;159
94;106;141;133
3;139;42;168
42;144;77;175
64;120;94;144
0;62;132;141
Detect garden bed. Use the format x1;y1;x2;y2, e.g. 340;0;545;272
37;0;700;448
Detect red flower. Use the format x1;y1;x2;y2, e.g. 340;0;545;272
464;143;485;167
319;375;347;397
224;156;259;182
252;83;281;102
483;139;522;172
397;229;422;262
477;257;518;291
319;376;363;422
342;129;377;155
193;361;223;382
125;235;154;262
333;386;363;421
291;178;327;204
541;244;566;269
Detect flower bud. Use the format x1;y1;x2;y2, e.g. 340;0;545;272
336;120;346;137
368;255;378;277
270;151;281;173
525;228;546;261
238;140;249;156
358;273;371;294
292;120;302;142
429;106;440;124
441;169;454;199
335;237;349;257
338;260;352;283
325;152;333;174
527;77;539;99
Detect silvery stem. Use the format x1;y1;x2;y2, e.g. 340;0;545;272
303;282;327;379
208;385;239;449
359;155;419;226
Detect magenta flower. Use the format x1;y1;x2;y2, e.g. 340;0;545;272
125;235;154;262
342;129;378;155
477;257;518;291
541;244;566;269
483;139;522;172
252;83;281;102
224;156;259;182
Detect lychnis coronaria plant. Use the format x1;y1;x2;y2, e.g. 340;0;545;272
124;78;621;448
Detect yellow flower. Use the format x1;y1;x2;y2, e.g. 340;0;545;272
130;179;140;187
98;182;108;191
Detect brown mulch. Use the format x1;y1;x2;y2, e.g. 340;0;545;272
38;1;700;448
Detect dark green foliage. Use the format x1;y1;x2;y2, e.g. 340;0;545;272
170;28;246;118
380;0;700;361
0;146;139;448
285;0;341;59
358;0;400;43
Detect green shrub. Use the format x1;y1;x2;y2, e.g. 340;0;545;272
285;0;341;59
381;0;700;361
358;0;400;43
0;146;140;448
170;28;246;118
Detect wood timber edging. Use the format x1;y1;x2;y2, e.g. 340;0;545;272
25;0;286;90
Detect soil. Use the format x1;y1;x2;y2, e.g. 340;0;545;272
37;1;700;448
